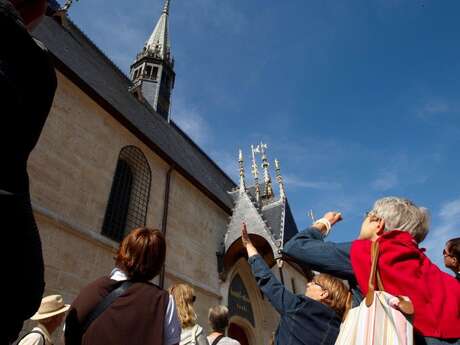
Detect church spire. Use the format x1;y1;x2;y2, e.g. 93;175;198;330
145;0;171;61
130;0;175;121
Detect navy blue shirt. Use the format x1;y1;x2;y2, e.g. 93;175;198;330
248;254;341;345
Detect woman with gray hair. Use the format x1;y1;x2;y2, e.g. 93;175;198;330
283;196;460;345
207;306;240;345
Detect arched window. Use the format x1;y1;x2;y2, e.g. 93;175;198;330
102;146;151;242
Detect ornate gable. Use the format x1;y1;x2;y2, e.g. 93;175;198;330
218;143;299;278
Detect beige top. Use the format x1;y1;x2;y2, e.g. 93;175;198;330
18;325;52;345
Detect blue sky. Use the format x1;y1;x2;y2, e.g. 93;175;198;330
63;0;460;273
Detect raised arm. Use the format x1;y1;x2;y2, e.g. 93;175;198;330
283;212;355;281
242;223;305;314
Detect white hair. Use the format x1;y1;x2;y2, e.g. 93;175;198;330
371;197;430;243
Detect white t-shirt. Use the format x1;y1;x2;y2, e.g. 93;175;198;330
110;268;181;345
207;334;241;345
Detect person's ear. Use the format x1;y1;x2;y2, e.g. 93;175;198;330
320;290;329;301
376;219;385;235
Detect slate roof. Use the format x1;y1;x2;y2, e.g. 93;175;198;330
244;186;299;242
32;16;235;211
226;185;298;247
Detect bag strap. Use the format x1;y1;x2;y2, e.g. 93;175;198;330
365;241;385;306
211;335;225;345
191;324;199;345
81;280;133;334
17;330;46;344
364;242;415;314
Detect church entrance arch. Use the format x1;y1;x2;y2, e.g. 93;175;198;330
228;322;250;345
221;258;265;345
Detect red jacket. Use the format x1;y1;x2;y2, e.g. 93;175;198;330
350;230;460;338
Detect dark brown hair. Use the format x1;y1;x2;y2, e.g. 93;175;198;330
446;237;460;261
115;228;166;281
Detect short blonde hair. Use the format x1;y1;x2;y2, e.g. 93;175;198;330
169;284;197;328
313;274;350;317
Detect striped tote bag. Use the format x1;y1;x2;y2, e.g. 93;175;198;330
334;242;413;345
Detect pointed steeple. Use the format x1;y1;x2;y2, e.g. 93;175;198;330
130;0;175;121
145;0;171;61
238;149;246;194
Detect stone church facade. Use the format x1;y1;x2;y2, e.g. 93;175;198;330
26;1;308;344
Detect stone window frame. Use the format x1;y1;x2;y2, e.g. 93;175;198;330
101;145;152;242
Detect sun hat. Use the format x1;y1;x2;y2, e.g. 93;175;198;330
31;295;70;320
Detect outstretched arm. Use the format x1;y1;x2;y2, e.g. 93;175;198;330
283;212;355;281
242;223;305;314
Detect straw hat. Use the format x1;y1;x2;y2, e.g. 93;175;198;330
31;295;70;320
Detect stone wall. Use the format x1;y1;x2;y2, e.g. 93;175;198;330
22;72;309;345
25;72;228;343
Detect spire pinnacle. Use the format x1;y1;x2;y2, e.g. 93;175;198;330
163;0;170;14
275;159;286;200
251;145;261;203
259;142;274;199
238;149;246;194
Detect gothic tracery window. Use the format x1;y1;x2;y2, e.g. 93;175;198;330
102;146;151;242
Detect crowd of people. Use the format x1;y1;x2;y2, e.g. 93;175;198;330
17;228;243;345
14;198;460;345
2;0;460;344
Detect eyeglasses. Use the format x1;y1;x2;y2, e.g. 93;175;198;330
364;211;381;222
308;281;325;290
443;249;453;258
